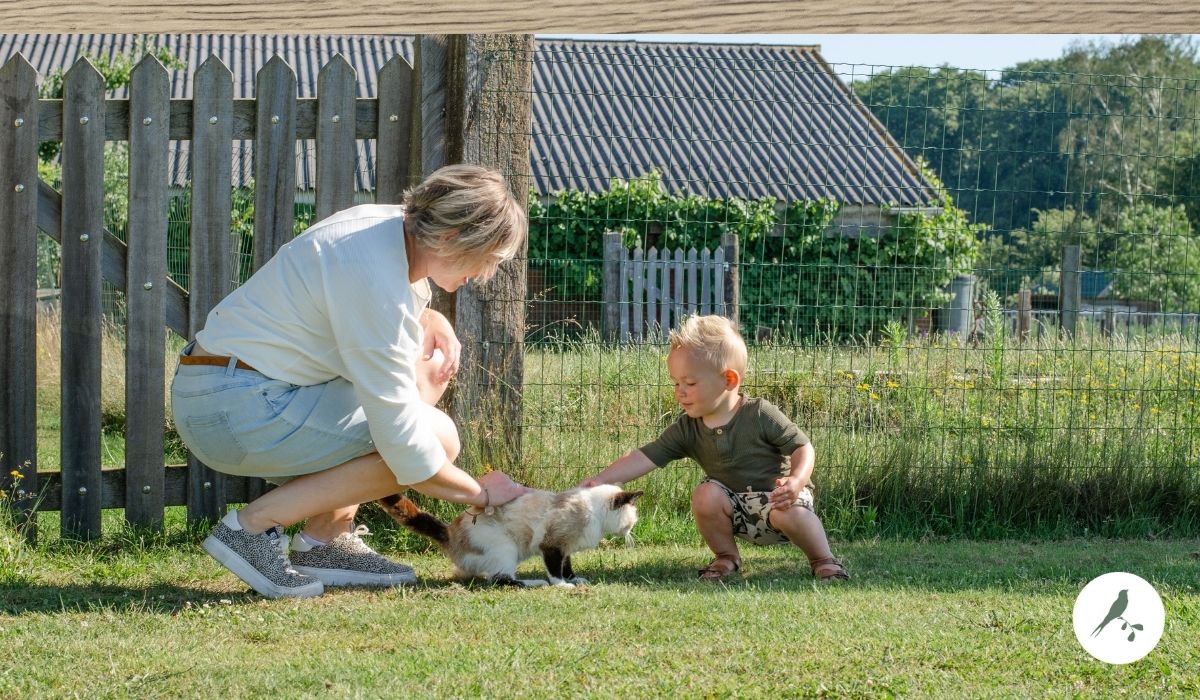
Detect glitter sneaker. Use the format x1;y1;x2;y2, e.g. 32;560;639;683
290;525;417;587
202;510;324;599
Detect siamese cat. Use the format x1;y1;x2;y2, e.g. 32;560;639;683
378;484;642;587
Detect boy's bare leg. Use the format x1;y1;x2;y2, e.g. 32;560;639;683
768;505;834;562
691;481;741;570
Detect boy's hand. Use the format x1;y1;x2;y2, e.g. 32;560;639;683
768;476;805;511
578;476;603;488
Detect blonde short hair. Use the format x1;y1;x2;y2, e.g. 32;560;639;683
668;315;747;375
403;164;528;281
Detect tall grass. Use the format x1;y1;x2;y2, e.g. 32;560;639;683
520;327;1200;539
30;308;1200;539
34;305;187;470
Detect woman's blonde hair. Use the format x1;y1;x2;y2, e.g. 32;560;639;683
403;164;527;281
668;314;747;375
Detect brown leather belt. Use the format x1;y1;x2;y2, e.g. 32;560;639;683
178;354;257;372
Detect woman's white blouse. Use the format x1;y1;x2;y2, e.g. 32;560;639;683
196;204;447;484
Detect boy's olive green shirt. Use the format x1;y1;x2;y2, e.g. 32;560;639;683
639;396;810;492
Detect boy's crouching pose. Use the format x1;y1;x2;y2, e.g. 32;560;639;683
581;315;849;581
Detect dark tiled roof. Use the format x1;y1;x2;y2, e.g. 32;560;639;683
0;34;934;205
532;39;931;205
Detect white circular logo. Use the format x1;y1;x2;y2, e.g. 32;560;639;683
1072;572;1165;664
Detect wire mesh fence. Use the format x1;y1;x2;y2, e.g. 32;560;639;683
25;36;1200;537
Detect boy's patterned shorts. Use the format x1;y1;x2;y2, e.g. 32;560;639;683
702;477;815;546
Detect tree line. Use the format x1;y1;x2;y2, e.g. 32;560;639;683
853;35;1200;310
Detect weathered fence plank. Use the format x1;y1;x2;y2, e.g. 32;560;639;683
253;56;298;272
662;247;672;338
375;54;416;204
713;246;726;317
632;247;645;342
603;231;622;342
186;56;234;523
646;247;659;339
34;467;270;512
0;55;40;540
246;57;298;505
722;233;739;326
316;54;357;221
37;97;385;141
124;55;170;529
59;58;106;540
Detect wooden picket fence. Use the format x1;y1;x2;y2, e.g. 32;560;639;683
602;230;739;343
0;50;419;541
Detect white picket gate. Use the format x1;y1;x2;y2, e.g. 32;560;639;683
601;231;739;343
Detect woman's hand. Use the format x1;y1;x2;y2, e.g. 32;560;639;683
420;309;461;383
477;469;531;508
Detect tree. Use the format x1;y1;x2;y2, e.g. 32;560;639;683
1108;203;1200;311
1054;36;1200;225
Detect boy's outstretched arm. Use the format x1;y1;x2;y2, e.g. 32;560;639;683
769;442;816;510
579;449;657;487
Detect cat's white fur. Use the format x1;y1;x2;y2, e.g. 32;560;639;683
379;484;641;588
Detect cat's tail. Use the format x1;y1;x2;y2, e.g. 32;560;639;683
376;494;450;547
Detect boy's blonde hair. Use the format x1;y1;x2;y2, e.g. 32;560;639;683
403;164;528;282
668;315;747;375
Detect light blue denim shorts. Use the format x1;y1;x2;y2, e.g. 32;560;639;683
170;343;376;480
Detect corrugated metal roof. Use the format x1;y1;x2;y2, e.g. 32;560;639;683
0;34;934;205
532;39;931;205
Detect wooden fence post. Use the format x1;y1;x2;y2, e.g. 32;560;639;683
1017;289;1032;343
0;55;40;541
124;54;169;529
1060;244;1081;339
443;34;534;472
60;58;105;540
722;233;740;328
603;231;622;343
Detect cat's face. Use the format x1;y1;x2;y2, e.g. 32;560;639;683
604;490;643;543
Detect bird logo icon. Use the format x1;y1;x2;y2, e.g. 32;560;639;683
1073;573;1164;664
1091;589;1143;641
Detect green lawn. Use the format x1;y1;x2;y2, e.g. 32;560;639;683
3;519;1197;698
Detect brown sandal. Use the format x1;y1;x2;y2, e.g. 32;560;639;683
809;556;850;582
698;555;741;580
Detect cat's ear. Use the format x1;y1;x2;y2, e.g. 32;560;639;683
611;490;644;508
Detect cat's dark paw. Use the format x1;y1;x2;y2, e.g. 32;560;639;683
486;574;527;587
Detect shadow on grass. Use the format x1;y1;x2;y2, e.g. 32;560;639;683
0;582;261;615
582;538;1200;595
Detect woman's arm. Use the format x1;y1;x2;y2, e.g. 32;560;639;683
419;308;461;383
408;461;528;507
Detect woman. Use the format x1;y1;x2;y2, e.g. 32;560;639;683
171;164;529;598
